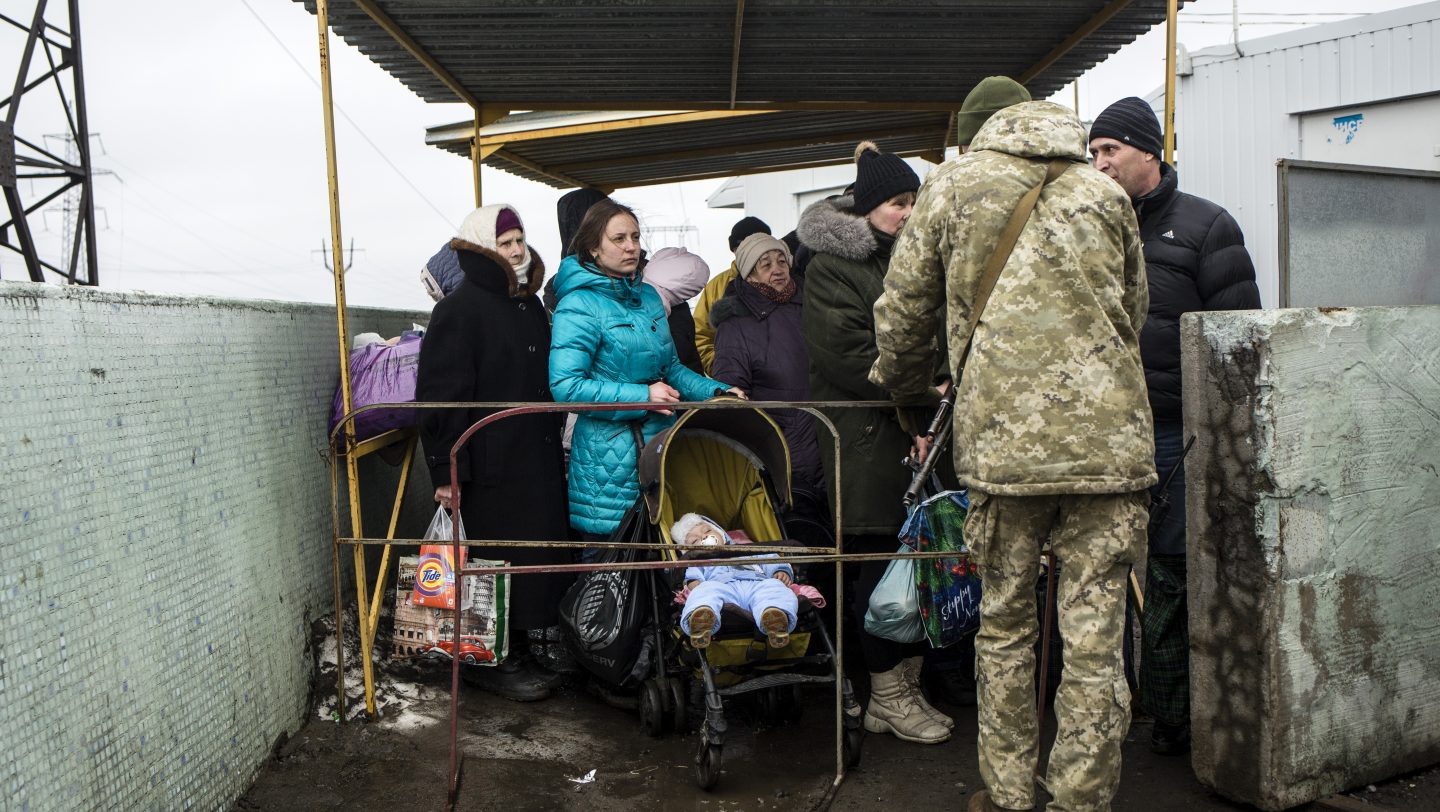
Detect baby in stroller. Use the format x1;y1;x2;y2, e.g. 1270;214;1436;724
673;513;798;650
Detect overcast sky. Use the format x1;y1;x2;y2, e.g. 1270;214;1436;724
1;0;1419;312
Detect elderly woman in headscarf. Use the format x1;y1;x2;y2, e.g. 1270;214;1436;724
709;232;823;499
415;203;571;703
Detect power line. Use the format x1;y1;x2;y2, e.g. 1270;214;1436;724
238;0;459;232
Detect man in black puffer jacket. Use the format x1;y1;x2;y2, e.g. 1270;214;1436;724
1089;96;1260;757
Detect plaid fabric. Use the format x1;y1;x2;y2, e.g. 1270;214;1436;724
1140;553;1189;725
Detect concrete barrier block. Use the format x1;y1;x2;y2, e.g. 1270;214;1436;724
1181;306;1440;810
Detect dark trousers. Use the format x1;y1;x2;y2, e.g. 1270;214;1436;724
1141;419;1190;725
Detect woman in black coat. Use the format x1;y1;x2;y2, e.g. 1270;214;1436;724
416;203;571;702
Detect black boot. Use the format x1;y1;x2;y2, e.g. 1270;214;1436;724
923;665;977;708
1150;719;1191;755
460;656;552;702
518;651;568;691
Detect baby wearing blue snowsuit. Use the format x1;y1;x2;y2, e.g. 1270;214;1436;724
673;513;798;649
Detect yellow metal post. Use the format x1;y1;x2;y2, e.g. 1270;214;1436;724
471;109;483;207
1163;0;1177;165
315;0;379;720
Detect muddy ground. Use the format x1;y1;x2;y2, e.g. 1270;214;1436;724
235;629;1438;812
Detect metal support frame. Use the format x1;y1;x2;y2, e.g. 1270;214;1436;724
1019;0;1136;85
1163;0;1178;165
0;0;98;285
728;0;746;109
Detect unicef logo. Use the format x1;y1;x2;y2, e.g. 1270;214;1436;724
415;555;450;597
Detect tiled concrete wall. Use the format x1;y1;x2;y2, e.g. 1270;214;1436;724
0;283;430;811
1182;306;1440;810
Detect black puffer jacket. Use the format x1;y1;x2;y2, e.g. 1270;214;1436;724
1134;164;1260;420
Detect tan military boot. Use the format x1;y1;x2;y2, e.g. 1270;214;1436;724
863;665;951;744
901;656;954;730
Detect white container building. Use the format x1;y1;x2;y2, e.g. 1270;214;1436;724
1175;2;1440;306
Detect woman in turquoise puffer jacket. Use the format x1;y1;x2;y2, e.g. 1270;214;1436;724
550;200;739;546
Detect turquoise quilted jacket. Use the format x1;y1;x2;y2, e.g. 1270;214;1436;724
549;255;726;534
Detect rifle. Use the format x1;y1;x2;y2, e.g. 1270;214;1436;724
1147;434;1196;536
901;387;957;510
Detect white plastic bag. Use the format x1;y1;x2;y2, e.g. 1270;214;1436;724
864;545;926;643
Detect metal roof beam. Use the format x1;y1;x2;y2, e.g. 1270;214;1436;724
492;148;592;190
477;110;775;146
475;100;962;114
352;0;483;110
611;149;936;190
729;0;745;110
546;123;947;174
1019;0;1136;85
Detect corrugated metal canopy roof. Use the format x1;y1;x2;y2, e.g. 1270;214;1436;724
297;1;1177;110
425;109;957;189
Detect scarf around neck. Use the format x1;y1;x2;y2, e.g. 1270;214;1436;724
751;276;797;304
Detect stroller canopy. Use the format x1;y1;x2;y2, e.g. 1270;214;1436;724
639;405;793;542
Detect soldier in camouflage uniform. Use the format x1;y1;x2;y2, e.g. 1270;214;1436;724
869;100;1157;812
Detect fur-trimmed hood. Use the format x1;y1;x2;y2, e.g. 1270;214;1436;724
449;238;545;299
797;195;877;263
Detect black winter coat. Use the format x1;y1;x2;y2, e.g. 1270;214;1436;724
710;277;824;493
415;240;572;630
668;305;704;373
798;196;922;536
1134;164;1260;420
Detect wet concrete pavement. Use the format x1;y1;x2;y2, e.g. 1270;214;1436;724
235;661;1439;811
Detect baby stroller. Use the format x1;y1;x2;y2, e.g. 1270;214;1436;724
560;405;863;790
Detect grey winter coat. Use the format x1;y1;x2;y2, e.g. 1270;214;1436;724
710;276;824;493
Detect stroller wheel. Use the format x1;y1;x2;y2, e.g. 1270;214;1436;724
694;741;723;790
782;684;804;725
843;725;864;769
756;687;783;727
666;677;689;733
638;679;665;738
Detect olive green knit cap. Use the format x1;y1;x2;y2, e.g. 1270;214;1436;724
955;76;1032;147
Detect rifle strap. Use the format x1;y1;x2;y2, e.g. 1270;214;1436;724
956;157;1072;372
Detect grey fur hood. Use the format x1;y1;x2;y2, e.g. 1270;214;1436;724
797;195;877;263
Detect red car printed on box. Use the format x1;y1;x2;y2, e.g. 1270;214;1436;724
422;635;496;665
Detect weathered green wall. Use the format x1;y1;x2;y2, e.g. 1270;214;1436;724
0;283;430;811
1183;306;1440;810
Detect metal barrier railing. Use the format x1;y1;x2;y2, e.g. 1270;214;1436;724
328;399;972;809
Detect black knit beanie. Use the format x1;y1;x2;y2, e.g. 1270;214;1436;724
728;216;771;252
851;141;920;215
1089;97;1164;159
556;188;609;257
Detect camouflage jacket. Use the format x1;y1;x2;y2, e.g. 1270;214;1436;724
870;101;1157;496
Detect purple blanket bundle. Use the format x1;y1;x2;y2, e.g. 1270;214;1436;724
330;334;422;441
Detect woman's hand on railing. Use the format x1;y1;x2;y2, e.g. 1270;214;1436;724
726;387;748;400
648;381;680;416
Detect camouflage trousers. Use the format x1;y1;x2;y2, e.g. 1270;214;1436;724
964;490;1147;812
